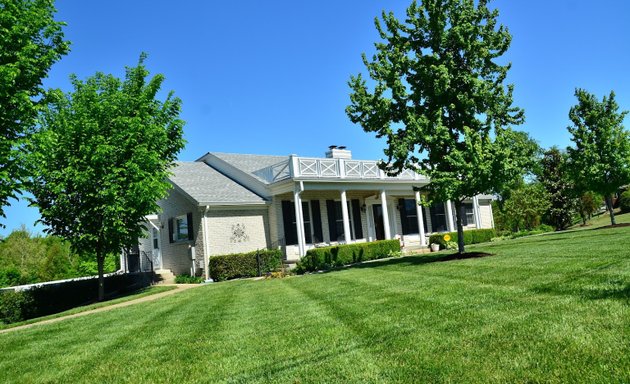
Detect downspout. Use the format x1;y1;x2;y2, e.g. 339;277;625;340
203;205;212;281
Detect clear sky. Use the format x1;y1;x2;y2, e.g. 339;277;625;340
3;0;630;236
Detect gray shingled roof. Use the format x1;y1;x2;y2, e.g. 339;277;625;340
169;162;267;205
209;152;290;184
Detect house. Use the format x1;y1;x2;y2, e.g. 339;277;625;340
131;147;495;279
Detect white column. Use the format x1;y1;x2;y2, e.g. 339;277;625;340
381;190;391;239
472;196;481;229
415;191;426;246
202;208;211;281
294;190;305;256
340;190;352;243
446;200;455;232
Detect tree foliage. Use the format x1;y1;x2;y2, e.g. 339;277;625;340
0;0;69;224
577;191;602;225
538;147;575;230
29;55;185;300
496;182;550;233
566;89;630;225
346;0;534;253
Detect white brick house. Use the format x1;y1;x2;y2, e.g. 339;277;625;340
132;147;495;279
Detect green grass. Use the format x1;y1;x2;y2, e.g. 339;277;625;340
571;209;630;229
0;228;629;383
0;285;176;331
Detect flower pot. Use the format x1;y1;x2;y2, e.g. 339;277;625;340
430;243;440;252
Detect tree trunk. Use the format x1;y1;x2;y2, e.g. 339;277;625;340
606;195;616;226
454;200;465;254
97;252;105;302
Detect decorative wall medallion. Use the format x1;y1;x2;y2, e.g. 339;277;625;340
230;223;249;243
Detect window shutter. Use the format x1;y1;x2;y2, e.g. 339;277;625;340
168;218;174;243
351;199;363;239
399;198;409;235
326;200;337;242
311;200;323;243
187;212;194;240
281;200;297;245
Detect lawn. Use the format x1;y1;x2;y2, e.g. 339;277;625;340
0;227;628;383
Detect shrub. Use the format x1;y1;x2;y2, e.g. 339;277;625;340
209;249;282;282
619;191;630;213
175;274;204;284
295;239;401;274
0;290;35;324
0;272;153;324
428;228;497;249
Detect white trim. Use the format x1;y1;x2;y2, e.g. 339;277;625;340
294;188;305;257
446;200;455;232
203;206;211;281
472;196;481;229
340;190;352;243
381;190;391;239
415;191;427;246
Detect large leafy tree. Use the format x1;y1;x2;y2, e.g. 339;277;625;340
347;0;532;253
0;0;69;224
29;55;185;300
538;147;575;230
566;89;630;225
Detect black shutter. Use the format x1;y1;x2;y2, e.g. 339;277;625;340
187;212;194;240
399;198;409;235
311;200;323;243
168;218;174;243
326;200;337;242
430;204;438;233
281;200;297;245
351;199;363;239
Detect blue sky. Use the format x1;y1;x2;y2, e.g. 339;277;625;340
3;0;630;236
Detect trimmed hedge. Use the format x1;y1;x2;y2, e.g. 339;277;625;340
209;249;282;282
0;272;153;324
428;228;497;249
295;239;401;274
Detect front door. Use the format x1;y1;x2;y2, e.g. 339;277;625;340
151;227;162;270
372;205;385;240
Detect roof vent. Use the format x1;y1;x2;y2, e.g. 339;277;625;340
325;145;352;159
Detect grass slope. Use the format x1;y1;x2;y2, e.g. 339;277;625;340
0;285;176;331
0;227;629;383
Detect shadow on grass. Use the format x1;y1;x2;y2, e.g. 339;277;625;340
590;223;630;231
532;279;630;302
314;252;496;274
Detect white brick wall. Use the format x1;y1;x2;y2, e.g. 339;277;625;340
206;209;270;256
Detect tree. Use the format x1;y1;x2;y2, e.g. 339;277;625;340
29;55;185;300
498;182;550;232
347;0;532;253
566;89;630;225
577;191;602;225
0;0;69;224
538;147;575;230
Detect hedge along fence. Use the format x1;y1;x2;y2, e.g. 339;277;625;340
0;272;153;325
428;228;497;249
209;249;282;282
295;239;401;274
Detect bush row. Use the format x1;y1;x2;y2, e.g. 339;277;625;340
0;272;153;324
428;228;497;249
295;239;401;274
209;249;282;282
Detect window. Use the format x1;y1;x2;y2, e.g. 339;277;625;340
152;228;159;249
463;203;474;226
400;199;419;235
429;203;447;232
291;202;312;244
175;214;188;241
333;201;357;241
